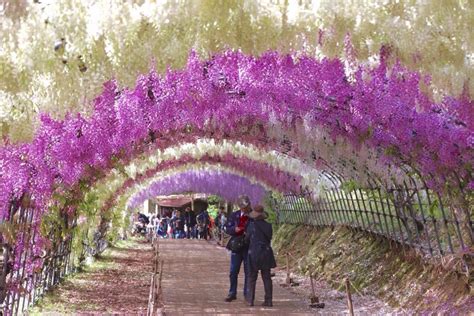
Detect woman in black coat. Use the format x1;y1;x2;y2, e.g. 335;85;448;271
245;205;276;307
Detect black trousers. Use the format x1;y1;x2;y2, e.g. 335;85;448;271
246;267;272;304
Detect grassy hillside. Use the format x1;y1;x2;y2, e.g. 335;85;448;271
273;224;473;314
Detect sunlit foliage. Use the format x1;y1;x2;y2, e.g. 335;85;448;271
0;0;472;141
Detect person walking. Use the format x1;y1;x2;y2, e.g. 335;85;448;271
153;215;160;237
157;217;168;238
224;195;252;302
215;206;227;244
174;210;185;239
184;207;196;239
208;215;215;240
245;205;276;307
169;210;177;238
196;208;210;240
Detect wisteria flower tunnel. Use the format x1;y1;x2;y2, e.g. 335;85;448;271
0;49;472;314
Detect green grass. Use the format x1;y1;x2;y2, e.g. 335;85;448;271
112;236;140;249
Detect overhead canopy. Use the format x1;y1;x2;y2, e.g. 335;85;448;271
156;197;192;208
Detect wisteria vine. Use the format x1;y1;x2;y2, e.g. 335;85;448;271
1;50;471;218
0;50;472;291
127;169;268;209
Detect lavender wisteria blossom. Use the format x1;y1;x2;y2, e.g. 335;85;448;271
0;50;470;219
127;170;267;209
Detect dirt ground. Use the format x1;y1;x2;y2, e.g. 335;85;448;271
271;269;401;315
30;238;154;315
30;237;399;315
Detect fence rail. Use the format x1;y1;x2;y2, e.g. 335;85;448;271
274;182;473;273
147;236;163;316
0;198;107;316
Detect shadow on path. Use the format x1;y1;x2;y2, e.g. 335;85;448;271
30;239;153;315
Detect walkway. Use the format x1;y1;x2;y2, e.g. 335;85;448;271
159;239;312;315
31;238;396;315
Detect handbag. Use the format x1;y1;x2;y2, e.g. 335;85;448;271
226;235;246;252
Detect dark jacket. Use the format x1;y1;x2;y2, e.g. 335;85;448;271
225;211;246;237
196;210;210;227
138;213;149;225
175;215;185;230
245;218;276;271
215;212;223;228
184;211;196;227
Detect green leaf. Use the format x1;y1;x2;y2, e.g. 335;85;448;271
342;180;358;193
428;200;439;218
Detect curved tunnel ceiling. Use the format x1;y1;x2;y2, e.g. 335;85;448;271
90;135;410;216
0;50;470;220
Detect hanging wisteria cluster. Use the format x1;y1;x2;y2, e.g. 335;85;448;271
89;136;388;229
127;169;268;209
98;154;300;222
129;156;301;193
123;139;315;181
92;135;406;222
114;159;296;212
1;50;472;216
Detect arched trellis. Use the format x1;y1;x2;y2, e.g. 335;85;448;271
2;50;471;212
86;137;385;245
125;160;301;206
124;140;320;182
84;132;414;231
97;138;336;201
0;50;472;315
128;168;272;208
93;137;472;270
